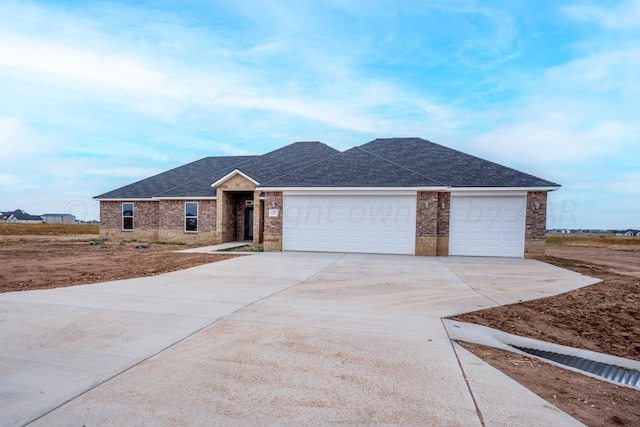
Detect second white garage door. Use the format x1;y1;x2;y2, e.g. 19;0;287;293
449;195;526;257
283;195;416;254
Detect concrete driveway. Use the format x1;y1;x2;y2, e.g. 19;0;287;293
0;252;599;426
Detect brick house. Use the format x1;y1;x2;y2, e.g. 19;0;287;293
94;138;559;258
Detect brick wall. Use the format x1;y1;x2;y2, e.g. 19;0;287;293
264;192;283;251
99;200;160;242
525;191;548;259
158;199;217;244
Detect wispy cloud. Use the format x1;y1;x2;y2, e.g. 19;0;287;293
563;0;640;30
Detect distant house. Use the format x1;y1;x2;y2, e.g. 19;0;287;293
41;213;76;224
2;209;43;224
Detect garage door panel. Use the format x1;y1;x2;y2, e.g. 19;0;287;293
450;196;525;257
283;195;416;255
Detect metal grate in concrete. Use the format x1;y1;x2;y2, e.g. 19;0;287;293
511;345;640;389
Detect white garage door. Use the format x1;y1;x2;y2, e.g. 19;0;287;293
283;195;416;254
449;196;526;257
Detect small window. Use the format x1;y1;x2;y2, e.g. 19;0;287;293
185;202;198;232
122;203;134;230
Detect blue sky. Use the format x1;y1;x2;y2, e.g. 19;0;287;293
1;0;638;229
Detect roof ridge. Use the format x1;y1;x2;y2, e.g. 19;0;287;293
258;147;344;186
356;145;448;186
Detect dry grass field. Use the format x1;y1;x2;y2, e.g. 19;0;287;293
0;223;99;235
547;233;640;249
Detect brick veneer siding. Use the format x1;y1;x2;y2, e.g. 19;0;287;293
525;191;548;259
158;199;217;244
415;191;438;256
436;192;451;255
215;173;257;244
263;192;283;252
99;200;160;242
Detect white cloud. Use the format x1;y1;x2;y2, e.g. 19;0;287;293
470;117;633;163
0;173;35;190
0;117;60;160
544;47;640;97
0;37;177;96
0;117;22;141
563;0;640;30
84;167;162;178
206;141;258;156
610;172;640;196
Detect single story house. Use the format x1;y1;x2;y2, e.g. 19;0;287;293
41;213;77;224
94;138;559;258
1;210;44;224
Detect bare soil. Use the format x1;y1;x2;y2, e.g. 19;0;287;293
0;237;238;292
454;245;640;426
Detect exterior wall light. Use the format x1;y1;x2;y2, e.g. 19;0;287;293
271;200;277;208
534;202;541;209
424;201;429;208
440;201;446;210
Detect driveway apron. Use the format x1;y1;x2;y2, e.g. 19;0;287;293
0;252;597;426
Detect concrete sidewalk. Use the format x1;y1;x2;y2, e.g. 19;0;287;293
0;253;599;426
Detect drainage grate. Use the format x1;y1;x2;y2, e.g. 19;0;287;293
510;345;640;389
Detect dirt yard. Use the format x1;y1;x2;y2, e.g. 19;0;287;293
0;236;238;292
454;243;640;427
0;233;638;426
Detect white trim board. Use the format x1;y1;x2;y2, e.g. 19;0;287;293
211;169;260;187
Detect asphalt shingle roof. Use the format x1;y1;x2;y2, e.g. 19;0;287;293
262;137;559;188
359;137;559;187
261;147;444;187
95;142;339;199
95;138;558;199
3;210;43;221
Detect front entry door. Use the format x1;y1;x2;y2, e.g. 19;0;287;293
244;207;254;241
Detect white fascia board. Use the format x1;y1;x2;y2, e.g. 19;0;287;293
450;187;559;196
258;187;448;196
259;186;447;196
211;169;260;187
154;197;217;200
93;198;157;201
95;197;217;201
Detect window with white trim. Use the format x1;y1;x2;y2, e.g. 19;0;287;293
122;203;134;230
185;202;198;232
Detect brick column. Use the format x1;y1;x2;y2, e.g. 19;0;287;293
436;192;450;255
525;191;548;259
264;192;283;251
415;191;438;255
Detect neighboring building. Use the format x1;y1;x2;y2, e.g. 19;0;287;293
41;213;76;224
94;138;560;258
1;210;43;224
